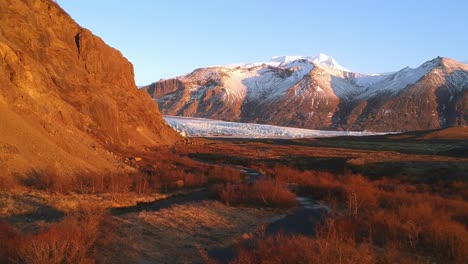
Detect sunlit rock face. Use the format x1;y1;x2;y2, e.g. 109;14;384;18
0;0;180;177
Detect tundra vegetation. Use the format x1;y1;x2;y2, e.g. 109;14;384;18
1;133;467;264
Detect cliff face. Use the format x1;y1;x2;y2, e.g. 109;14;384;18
0;0;180;177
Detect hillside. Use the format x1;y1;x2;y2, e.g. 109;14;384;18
0;0;180;178
420;126;468;140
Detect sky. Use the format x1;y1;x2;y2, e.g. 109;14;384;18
56;0;468;86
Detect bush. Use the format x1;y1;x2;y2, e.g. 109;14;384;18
228;220;376;264
206;166;242;184
211;179;297;208
232;164;468;264
0;210;106;264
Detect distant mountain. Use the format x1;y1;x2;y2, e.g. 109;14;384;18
143;54;468;132
0;0;180;177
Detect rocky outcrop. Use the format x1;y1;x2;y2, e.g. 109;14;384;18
0;0;180;177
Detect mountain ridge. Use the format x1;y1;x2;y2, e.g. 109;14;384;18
144;55;468;132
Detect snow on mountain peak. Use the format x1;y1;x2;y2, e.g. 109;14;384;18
270;55;307;64
269;53;348;71
312;53;349;71
176;55;468;103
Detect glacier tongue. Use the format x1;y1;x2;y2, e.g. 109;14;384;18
164;116;393;138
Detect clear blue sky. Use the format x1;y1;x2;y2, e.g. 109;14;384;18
56;0;467;86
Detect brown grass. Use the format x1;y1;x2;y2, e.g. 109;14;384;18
421;126;468;140
99;201;277;264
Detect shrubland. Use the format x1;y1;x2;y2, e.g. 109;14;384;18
223;165;468;264
0;209;108;264
2;140;467;263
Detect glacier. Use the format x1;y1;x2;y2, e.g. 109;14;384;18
164;116;394;138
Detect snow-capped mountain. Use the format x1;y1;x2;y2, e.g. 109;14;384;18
143;55;468;132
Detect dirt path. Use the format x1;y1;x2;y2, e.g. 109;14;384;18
190;161;332;262
99;160;331;263
100;200;278;264
266;196;330;236
111;190;211;216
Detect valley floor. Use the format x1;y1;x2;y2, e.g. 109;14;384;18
1;128;467;263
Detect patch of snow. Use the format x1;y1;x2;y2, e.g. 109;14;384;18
216;53;348;72
353;59;440;99
164;116;394;139
270;55;310;65
328;75;361;99
243;61;314;99
222;70;249;100
181;60;315;102
352;73;388;87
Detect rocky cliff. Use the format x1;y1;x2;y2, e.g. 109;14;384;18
0;0;180;177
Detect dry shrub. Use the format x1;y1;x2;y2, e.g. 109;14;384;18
0;210;107;264
311;218;376;264
379;242;420;264
132;173;151;195
427;216;468;263
182;171;207;188
12;151;214;195
0;221;18;263
21;171;55;191
211;183;246;207
247;164;468;263
343;175;379;217
17;167;210;195
250;180;297;208
370;188;468;263
72;173;109;194
271;166;346;204
369;202;468;263
223;212;429;264
211;179;297;208
228;220;376;264
154;169;207;191
229;234;317;264
206;166;242;184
